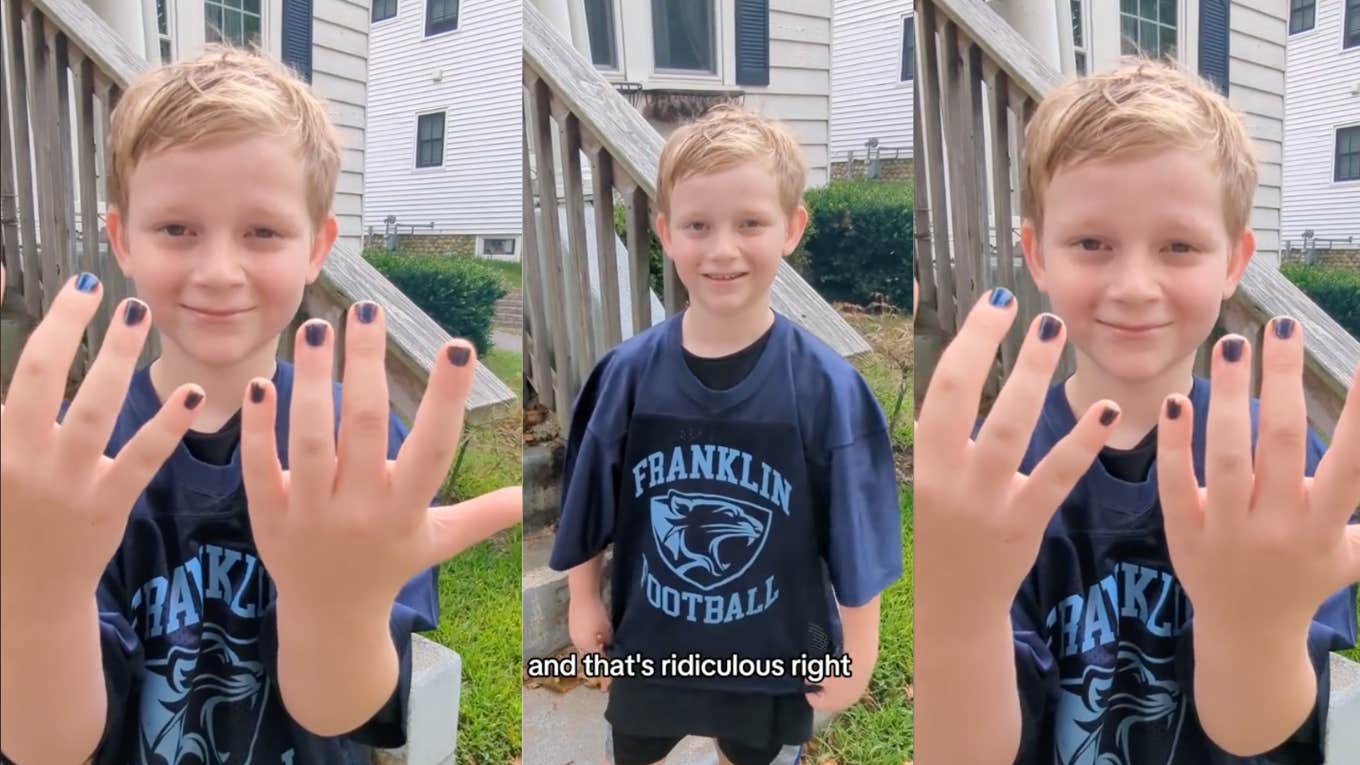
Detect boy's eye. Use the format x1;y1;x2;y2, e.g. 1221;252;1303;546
160;224;189;237
1168;241;1195;254
685;222;707;231
1076;238;1104;251
250;228;280;239
741;219;764;228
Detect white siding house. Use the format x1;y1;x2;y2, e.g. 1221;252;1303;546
363;0;522;253
828;0;912;169
1282;0;1360;247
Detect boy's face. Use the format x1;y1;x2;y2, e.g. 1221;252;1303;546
1021;148;1253;384
656;161;807;319
107;135;335;369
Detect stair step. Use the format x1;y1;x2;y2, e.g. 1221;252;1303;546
523;529;613;660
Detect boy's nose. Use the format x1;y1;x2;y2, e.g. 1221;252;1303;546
193;237;249;286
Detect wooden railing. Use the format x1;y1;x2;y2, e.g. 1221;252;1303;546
0;0;515;423
912;0;1359;439
522;0;870;433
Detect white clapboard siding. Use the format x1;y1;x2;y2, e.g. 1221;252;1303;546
1282;0;1360;246
313;0;371;255
745;0;833;185
1229;0;1288;259
828;0;912;163
364;0;522;236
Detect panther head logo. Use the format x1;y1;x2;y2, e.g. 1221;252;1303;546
1054;642;1186;765
649;489;772;591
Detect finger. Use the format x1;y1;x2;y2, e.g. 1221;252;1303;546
103;384;204;510
240;378;286;520
288;319;337;508
1254;317;1308;516
420;486;523;567
393;339;477;510
1314;361;1360;528
1013;400;1120;530
1205;335;1253;521
336;301;390;486
55;299;153;466
1157;393;1203;543
917;287;1017;463
973;313;1067;482
2;272;103;437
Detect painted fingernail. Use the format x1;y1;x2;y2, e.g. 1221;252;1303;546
123;299;147;326
184;390;203;410
989;287;1014;308
75;272;99;292
448;345;471;367
355;301;378;324
1222;337;1244;363
1166;398;1182;420
1274;317;1295;340
304;322;328;347
1038;314;1062;342
1099;407;1119;426
249;381;265;403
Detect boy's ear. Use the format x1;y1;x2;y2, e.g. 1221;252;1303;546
305;215;339;283
655;211;673;257
104;207;135;279
1019;219;1046;292
783;205;809;257
1220;228;1255;299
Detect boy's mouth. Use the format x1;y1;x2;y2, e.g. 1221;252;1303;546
702;272;748;282
183;305;252;319
1098;319;1171;334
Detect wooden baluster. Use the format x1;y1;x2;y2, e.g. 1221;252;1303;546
27;9;61;313
966;43;988;308
0;4;18;285
528;75;572;431
589;145;622;349
941;21;976;334
919;0;954;336
988;64;1018;377
72;50;107;360
622;182;651;339
662;253;685;316
557;109;596;383
6;0;38;317
522;104;553;410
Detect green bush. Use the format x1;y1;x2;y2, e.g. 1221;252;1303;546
801;181;913;310
612;202;666;296
364;250;506;355
1280;263;1360;338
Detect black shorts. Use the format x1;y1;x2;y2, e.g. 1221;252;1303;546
603;677;812;765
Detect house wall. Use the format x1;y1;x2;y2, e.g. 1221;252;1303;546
316;0;372;255
1228;0;1287;262
828;0;911;168
1282;0;1360;246
364;0;522;240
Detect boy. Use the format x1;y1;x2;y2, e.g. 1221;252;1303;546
915;60;1360;764
547;106;904;765
0;48;521;764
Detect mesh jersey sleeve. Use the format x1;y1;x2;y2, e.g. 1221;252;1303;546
823;427;903;606
549;356;623;571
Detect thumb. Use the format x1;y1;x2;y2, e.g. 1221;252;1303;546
424;486;523;566
1344;524;1360;586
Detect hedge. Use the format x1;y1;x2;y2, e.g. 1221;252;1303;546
800;180;913;310
1280;263;1360;339
363;250;507;355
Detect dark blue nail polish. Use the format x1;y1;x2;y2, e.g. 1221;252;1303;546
1099;407;1119;426
1274;317;1295;340
184;391;203;410
989;287;1014;308
355;301;378;324
1166;398;1182;420
447;345;471;367
250;382;265;403
1038;314;1062;342
1222;338;1244;363
123;300;146;326
75;272;99;292
304;322;327;347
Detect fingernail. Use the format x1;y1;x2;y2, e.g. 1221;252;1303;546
184;391;203;410
75;272;99;292
123;299;147;326
1222;337;1244;363
989;287;1014;308
1038;314;1062;342
1099;407;1119;426
447;345;471;367
304;322;328;347
1274;317;1295;340
355;301;378;324
249;381;265;403
1166;398;1182;420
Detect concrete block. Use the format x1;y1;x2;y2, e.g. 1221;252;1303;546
523;442;565;533
371;635;462;765
1327;654;1360;764
523;530;612;659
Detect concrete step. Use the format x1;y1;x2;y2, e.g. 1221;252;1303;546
524;442;565;533
524;684;719;765
523;528;613;660
1328;654;1360;763
369;634;462;765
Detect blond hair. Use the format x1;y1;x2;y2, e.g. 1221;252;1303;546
107;46;340;226
1022;58;1257;236
656;104;806;215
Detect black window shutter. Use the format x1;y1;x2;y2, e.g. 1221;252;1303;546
282;0;313;82
1198;0;1229;95
735;0;769;87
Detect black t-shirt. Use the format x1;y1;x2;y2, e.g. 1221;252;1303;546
1097;426;1158;483
681;324;775;391
184;411;243;466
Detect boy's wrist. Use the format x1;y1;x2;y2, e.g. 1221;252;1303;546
1193;611;1312;666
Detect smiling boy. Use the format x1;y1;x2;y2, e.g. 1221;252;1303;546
0;47;521;764
548;106;903;765
914;60;1359;765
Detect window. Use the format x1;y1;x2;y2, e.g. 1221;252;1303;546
426;0;458;36
481;237;518;256
156;0;173;63
1347;0;1360;48
1289;0;1314;34
1119;0;1177;59
1071;0;1087;74
584;0;618;69
204;0;262;48
901;16;915;81
373;0;397;23
651;0;715;72
416;112;445;168
1337;126;1360;182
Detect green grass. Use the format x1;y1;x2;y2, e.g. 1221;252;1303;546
480;348;523;393
480;259;523;293
1344;587;1360;664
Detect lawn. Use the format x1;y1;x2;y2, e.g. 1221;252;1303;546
480;258;523;294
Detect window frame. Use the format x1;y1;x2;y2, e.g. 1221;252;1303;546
415;111;447;170
477;236;520;258
172;1;279;59
425;0;459;38
373;0;398;23
1336;124;1360;183
203;0;266;49
1070;0;1088;74
1118;0;1179;60
900;14;915;82
584;0;622;71
1346;0;1360;49
1289;0;1315;34
650;0;718;75
156;0;175;63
